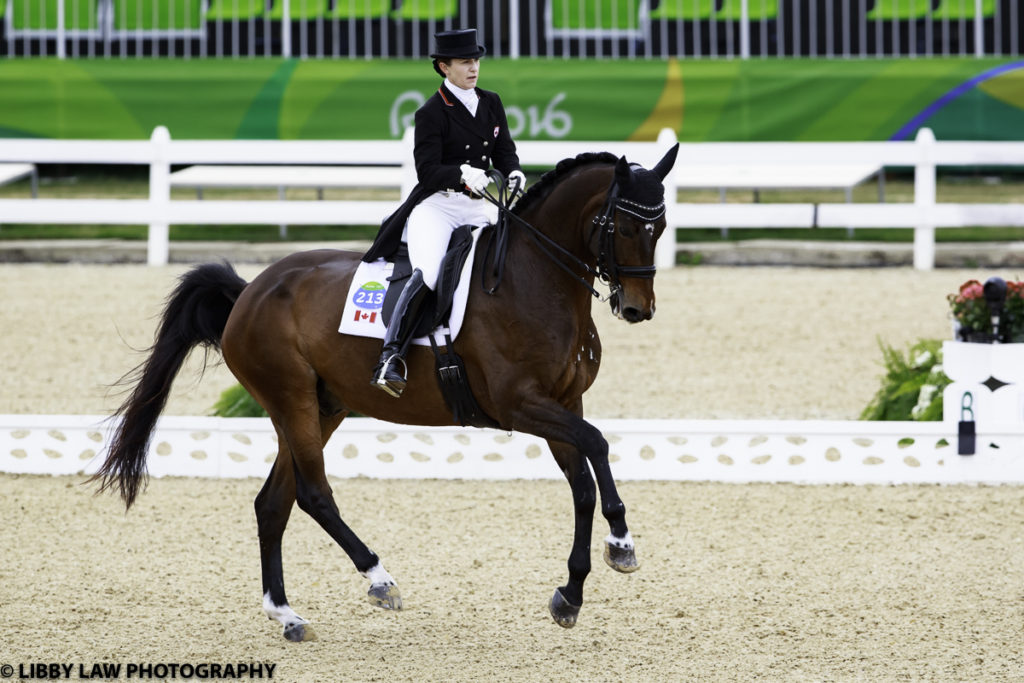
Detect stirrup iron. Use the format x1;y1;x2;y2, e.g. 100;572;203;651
372;354;409;398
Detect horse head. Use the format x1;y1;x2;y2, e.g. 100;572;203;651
599;143;679;323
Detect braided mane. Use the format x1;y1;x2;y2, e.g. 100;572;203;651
513;151;619;216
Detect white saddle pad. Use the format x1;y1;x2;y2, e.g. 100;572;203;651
338;228;484;346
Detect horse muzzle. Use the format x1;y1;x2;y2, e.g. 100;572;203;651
609;291;655;323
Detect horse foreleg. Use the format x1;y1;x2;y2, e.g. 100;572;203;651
590;454;640;574
515;397;636;627
255;453;314;642
547;441;596;629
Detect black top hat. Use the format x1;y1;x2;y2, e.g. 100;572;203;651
430;29;486;60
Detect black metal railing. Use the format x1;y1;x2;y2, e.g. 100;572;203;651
2;0;1020;59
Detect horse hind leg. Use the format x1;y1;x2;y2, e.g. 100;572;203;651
311;405;402;612
292;456;403;612
256;406;400;642
255;436;315;642
285;407;403;612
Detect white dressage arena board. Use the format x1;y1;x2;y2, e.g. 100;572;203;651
3;415;1023;485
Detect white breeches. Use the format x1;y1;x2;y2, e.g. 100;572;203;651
402;191;497;290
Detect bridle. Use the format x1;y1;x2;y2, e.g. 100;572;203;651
481;168;664;301
589;175;664;300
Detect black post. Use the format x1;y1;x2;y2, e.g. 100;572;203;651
983;277;1008;344
958;391;975;456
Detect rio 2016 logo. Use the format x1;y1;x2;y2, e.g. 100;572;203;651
389;91;572;139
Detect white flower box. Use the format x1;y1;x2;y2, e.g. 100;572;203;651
942;341;1024;425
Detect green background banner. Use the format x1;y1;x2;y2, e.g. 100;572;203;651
1;57;1022;141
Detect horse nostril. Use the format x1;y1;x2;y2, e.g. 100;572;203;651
623;307;650;323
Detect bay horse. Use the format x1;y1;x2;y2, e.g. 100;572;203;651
94;143;679;640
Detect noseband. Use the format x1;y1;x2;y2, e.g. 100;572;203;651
591;178;664;295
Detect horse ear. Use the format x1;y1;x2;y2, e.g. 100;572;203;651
652;143;680;181
615;155;632;183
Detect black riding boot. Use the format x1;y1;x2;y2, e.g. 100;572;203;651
371;269;430;398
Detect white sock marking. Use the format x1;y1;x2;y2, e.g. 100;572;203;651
360;562;396;587
605;530;634;550
263;592;307;628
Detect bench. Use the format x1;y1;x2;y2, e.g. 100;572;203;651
0;163;38;198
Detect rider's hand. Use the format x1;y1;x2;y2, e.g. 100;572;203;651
508;170;527;195
460;164;490;195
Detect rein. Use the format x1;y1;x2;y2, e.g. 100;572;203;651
480;169;662;300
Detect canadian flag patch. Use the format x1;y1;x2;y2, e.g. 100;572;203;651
354;310;377;323
493;126;499;138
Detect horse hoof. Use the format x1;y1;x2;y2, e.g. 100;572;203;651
283;622;316;642
548;588;580;628
604;540;640;573
368;583;403;611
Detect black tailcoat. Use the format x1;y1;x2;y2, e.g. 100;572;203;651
363;83;522;263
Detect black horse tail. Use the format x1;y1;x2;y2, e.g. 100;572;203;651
92;262;248;509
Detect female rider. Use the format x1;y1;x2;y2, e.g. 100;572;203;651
363;28;526;398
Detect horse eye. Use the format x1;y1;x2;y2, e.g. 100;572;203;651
618;222;634;237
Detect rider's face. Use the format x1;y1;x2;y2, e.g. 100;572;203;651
442;58;479;90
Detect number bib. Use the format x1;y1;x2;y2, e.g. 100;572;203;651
353;281;386;310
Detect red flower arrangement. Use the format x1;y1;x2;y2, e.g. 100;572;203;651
949;278;1024;343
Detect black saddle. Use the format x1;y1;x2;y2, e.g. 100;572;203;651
381;224;476;338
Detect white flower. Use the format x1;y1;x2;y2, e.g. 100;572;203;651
911;384;939;420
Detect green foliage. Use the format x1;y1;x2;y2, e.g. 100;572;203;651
860;339;950;421
676;250;704;266
212;382;364;418
212;383;268;418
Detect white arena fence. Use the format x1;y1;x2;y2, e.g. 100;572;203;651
3;414;1024;485
3;125;1024;271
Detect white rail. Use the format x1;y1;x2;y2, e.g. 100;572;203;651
2;126;1024;270
3;414;1023;485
